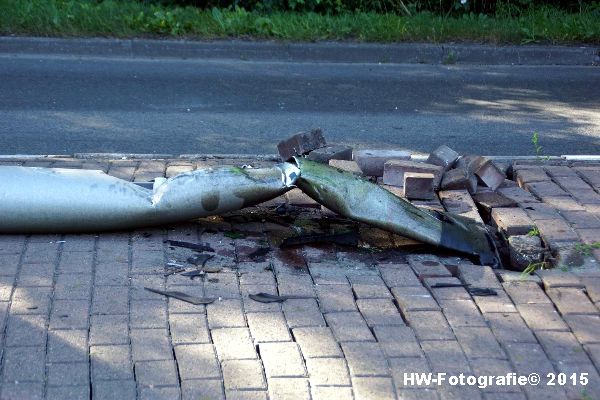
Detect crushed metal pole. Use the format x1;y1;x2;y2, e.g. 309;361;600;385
293;158;499;266
0;164;299;233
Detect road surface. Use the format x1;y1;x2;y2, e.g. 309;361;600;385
1;50;598;155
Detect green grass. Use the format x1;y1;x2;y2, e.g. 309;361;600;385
1;0;599;43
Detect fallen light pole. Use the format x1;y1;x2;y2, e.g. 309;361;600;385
0;159;497;265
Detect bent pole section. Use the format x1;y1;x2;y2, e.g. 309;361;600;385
0;164;299;233
293;157;498;266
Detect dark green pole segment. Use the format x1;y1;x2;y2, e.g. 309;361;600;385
294;157;498;266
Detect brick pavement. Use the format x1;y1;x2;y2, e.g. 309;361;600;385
0;156;599;399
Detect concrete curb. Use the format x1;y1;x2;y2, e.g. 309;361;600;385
0;153;598;162
1;36;599;65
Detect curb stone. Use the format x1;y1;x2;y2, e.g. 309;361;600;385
1;36;599;65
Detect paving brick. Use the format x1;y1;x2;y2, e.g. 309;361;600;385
498;186;539;204
225;391;267;400
130;328;172;361
555;362;600;400
47;329;88;362
504;342;556;375
578;228;600;244
356;298;405;327
135;359;178;386
5;314;47;346
267;377;310;400
260;342;306;378
421;340;470;374
54;272;92;299
138;386;181;400
427;145;459;170
50;299;90;329
371;325;421;358
536;330;591;364
324;312;375;342
352;376;396;400
524;180;568;198
535;218;580;245
515;168;550;186
90;315;129;345
282;298;325;328
546;287;598;315
382;160;442;187
167;286;207;314
277;128;326;161
181;380;225;400
408;257;451;279
315;284;356;312
440;167;477;193
175;343;220;380
308;144;353;163
95;262;129;286
222;359;266;390
22;241;59;264
305;357;350;386
392;286;440;313
0;382;43;400
516;303;569;331
311;386;354;400
485;312;537;344
564;314;600;344
491;208;535;236
350;278;392;299
389;357;432;389
440;190;484;223
378;263;421;287
405;310;454;341
1;345;45;382
212;328;257;360
10;286;52;315
292;327;343;358
454;326;506;359
470;157;505;190
541;195;587;212
457;264;502;289
307;262;350;285
329;159;362;175
207;299;246;329
0;253;20;275
17;263;53;287
424;277;471;301
276;273;315;297
59;251;94;274
342;342;388;376
46;386;90;400
247;312;291;343
502;281;551;305
91;345;133;380
438;299;487;328
169;312;210;344
92;285;129;315
354;149;411;177
92;380;137;400
473;291;517;314
130;299;167;329
469;358;520;393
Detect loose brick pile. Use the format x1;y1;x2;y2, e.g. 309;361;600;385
0;155;599;400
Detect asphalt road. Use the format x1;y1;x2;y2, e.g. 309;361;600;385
1;53;598;156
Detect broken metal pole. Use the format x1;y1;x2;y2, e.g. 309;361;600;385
293;158;498;266
0;164;299;233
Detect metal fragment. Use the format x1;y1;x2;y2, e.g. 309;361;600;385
144;287;216;305
293;157;498;266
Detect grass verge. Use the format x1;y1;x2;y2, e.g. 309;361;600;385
1;0;599;43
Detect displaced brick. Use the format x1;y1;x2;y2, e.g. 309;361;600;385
498;186;539;203
378;263;421;287
354;149;411;177
282;298;326;328
491;208;535;236
536;269;583;289
247;312;291;343
404;172;435;200
546;287;598;315
440;167;477;193
307;145;353;163
471;157;506;190
382;160;442;187
427;145;459;170
439;190;483;224
324;312;375;342
392;286;440;312
457;264;502;289
514;168;550;186
407;256;451;279
277;128;326;161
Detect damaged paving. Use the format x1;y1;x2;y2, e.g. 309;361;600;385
0;155;600;400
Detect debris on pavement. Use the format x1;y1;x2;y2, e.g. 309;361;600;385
307;145;353;163
403;172;436;200
167;240;215;252
280;231;360;248
249;293;315;303
144;287;217;305
277;128;327;161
